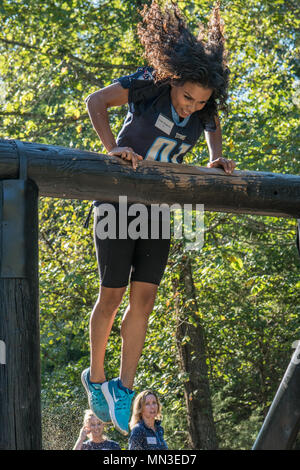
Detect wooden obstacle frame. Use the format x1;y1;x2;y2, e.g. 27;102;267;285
0;139;300;449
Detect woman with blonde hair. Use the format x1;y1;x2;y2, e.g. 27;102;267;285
128;390;168;450
73;409;121;450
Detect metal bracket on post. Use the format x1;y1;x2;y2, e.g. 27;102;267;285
0;140;37;278
15;140;28;181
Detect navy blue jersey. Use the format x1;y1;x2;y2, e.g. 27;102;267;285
114;67;216;164
87;67;217;217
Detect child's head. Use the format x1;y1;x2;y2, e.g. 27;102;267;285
83;409;105;439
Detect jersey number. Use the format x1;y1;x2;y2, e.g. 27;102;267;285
145;137;191;163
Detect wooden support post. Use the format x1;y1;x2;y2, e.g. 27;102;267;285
0;178;41;450
252;344;300;450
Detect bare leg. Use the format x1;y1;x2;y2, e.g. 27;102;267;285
120;281;158;390
90;286;127;383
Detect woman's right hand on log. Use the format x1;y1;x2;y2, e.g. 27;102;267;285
108;146;143;170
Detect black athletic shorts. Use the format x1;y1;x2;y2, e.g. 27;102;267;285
93;205;171;288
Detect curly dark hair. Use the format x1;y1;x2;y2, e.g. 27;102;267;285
137;0;230;116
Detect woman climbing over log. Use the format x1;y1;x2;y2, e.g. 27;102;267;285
81;0;235;436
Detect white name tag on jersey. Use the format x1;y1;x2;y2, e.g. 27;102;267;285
155;114;174;135
147;437;157;445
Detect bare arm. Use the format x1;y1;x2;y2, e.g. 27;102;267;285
205;115;236;174
205;114;223;161
85;83;143;169
85;82;128;152
73;426;88;450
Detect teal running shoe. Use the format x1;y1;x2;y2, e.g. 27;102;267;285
81;368;111;423
101;378;135;436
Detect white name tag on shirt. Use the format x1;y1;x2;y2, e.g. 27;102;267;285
155;114;174;135
147;437;157;445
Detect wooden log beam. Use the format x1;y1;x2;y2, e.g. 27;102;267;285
1;138;300;218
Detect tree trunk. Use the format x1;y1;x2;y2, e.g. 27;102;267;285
173;248;218;450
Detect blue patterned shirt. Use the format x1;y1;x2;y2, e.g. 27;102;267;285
129;419;168;450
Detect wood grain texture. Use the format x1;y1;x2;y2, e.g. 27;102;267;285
0;180;41;450
1;139;300;218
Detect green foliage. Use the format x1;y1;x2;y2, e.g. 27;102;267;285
0;0;299;449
